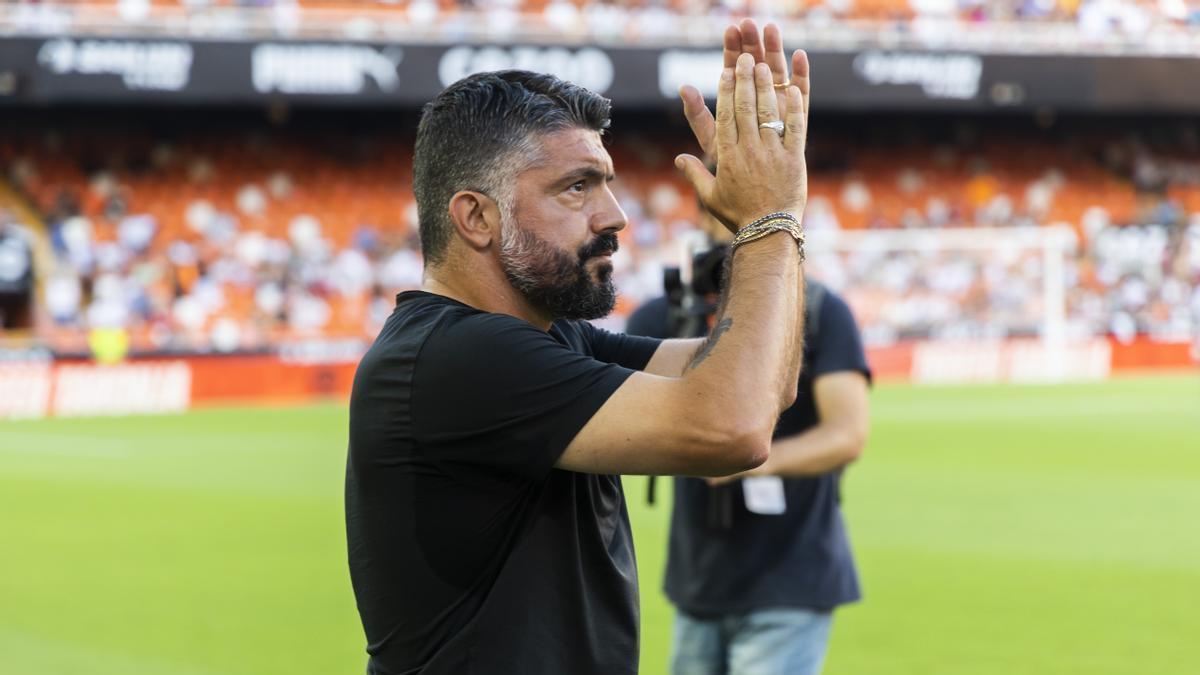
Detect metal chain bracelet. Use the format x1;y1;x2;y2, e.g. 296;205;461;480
732;213;806;261
738;212;797;232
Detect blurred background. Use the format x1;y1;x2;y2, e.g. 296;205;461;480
0;1;1198;674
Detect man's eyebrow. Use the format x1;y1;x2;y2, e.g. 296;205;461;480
559;166;616;183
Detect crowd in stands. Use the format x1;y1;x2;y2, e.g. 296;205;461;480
5;0;1200;51
806;223;1200;346
1;115;1197;356
797;122;1200;345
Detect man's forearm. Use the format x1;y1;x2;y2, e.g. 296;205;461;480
668;46;809;455
764;424;863;476
683;231;804;429
783;268;806;399
641;338;706;377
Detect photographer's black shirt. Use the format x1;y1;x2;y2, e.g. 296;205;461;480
627;283;870;615
347;291;660;675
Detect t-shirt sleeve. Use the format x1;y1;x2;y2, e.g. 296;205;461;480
579;320;662;371
412;312;638;480
810;293;873;383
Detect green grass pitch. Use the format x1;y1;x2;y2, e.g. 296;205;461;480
1;375;1198;674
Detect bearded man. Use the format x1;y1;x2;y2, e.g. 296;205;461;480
346;21;811;675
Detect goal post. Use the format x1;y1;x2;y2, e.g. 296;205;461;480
804;225;1111;383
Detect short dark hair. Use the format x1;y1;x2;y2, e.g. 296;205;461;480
413;70;612;265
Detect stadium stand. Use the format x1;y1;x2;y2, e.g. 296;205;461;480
4;0;1200;54
1;113;1197;355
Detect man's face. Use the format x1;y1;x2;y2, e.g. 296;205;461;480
498;127;627;321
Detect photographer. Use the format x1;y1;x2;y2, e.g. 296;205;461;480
628;222;870;675
346;21;811;675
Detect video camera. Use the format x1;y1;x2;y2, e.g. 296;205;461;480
663;237;729;339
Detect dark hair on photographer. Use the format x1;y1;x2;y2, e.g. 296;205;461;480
413;70;612;265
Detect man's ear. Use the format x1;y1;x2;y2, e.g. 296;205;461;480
447;190;502;251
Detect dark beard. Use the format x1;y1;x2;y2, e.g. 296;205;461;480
500;228;619;321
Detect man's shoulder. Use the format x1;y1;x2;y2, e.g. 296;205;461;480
626;295;670;339
803;281;872;382
632;295;670;313
376;291;539;351
378;295;574;384
808;283;859;338
814;283;851;314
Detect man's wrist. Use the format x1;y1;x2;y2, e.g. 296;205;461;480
731;212;805;260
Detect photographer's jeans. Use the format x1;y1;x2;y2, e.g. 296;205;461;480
670;607;833;675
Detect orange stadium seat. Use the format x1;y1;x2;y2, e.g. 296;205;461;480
3;117;1197;352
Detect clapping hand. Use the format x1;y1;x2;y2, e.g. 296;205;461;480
675;20;810;233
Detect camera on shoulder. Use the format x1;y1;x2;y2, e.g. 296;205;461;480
663;241;729;339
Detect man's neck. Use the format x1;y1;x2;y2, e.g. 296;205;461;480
422;264;554;331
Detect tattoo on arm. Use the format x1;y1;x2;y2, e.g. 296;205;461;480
688;317;733;370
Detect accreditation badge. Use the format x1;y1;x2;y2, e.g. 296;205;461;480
742;476;787;515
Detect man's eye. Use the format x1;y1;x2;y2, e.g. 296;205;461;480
569;181;586;193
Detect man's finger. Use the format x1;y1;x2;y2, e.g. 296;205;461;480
783;85;806;151
763;23;788;85
675;154;716;202
738;18;765;63
733;53;760;145
754;63;782;146
791;49;810;116
714;66;736;151
680;85;717;158
723;25;742;69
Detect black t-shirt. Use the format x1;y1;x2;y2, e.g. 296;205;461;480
626;282;871;615
347;291;661;675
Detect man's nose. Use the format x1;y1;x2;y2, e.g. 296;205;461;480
592;185;628;234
